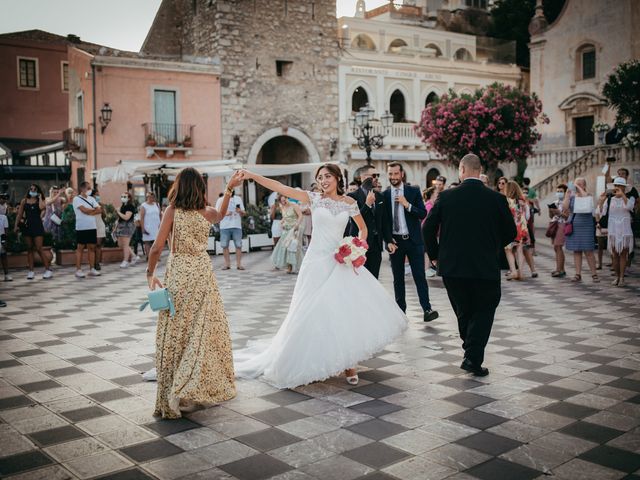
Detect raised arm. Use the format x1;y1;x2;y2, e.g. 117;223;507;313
207;171;244;224
240;170;309;204
14;200;25;232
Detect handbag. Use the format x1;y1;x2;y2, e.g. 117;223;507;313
545;221;558;238
598;196;612;229
139;288;175;317
564;215;574;236
139;213;177;317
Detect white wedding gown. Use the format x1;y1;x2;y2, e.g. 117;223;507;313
233;192;408;389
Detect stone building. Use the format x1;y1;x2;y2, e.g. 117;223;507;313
142;0;339;203
338;0;522;188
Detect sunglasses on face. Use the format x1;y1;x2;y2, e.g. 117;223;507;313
369;173;380;178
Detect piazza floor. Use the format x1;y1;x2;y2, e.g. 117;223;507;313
0;239;639;480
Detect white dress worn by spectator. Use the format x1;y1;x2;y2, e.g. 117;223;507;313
141;202;161;242
602;196;635;253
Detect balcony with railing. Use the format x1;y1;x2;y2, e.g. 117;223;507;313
143;123;194;149
63;128;86;152
341;121;426;150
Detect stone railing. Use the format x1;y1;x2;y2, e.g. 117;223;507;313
527;145;594;172
341;121;425;149
532;144;639;199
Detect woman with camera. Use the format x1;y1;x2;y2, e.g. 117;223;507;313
563;177;598;283
598;177;635;286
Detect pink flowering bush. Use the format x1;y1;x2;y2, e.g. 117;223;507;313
415;83;548;176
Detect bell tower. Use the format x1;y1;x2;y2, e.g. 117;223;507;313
355;0;366;17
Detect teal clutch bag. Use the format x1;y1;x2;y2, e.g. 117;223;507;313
140;288;175;316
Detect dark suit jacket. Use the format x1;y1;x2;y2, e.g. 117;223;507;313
422;179;517;280
347;188;391;251
383;184;428;246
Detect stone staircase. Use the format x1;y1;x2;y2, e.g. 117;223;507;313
530;144;640;227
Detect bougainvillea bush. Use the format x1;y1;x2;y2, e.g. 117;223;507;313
415;83;549;177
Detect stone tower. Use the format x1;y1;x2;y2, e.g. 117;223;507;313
143;0;339;200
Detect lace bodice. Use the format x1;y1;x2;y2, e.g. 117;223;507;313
307;192;360;217
172;209;210;256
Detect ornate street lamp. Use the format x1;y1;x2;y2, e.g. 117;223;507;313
99;103;112;133
349;103;393;164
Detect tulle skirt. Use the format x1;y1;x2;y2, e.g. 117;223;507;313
234;248;408;389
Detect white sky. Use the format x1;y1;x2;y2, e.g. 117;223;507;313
0;0;389;52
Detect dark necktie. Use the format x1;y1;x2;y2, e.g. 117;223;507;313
393;188;400;233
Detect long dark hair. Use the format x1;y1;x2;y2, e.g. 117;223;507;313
168;167;206;210
314;163;345;196
24;184;44;201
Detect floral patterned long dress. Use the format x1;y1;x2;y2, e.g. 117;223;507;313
507;197;530;247
154;208;236;419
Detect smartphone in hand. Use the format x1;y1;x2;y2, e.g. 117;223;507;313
567;181;576;192
361;177;374;194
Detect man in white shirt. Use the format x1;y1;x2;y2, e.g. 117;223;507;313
72;181;102;278
215;190;246;270
384;162;438;323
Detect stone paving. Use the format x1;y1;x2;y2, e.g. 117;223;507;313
0;239;639;480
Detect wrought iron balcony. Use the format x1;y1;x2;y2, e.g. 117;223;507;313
143;123;194;148
63;128;87;152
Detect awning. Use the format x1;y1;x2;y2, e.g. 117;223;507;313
95;159;340;184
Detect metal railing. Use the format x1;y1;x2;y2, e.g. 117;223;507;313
143;123;194;147
63;128;86;152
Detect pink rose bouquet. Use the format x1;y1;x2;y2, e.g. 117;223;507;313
334;236;368;273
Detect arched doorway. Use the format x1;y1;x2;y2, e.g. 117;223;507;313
390;89;406;123
425;92;439;107
352;87;368;113
246;127;320;204
254;136;308;204
426;168;440;188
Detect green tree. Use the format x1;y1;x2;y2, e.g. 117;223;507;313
602;60;640;130
488;0;565;67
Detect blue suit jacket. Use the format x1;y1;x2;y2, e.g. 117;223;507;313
383;184;428;246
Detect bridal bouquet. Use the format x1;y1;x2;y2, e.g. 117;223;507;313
334;236;368;271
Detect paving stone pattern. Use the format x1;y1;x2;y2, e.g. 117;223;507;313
0;241;639;479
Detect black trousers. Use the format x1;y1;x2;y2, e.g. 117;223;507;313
389;236;431;312
442;276;501;366
364;245;382;279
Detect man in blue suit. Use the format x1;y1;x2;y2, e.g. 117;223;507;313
384;162;439;322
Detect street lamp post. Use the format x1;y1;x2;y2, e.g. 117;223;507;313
349;104;393;165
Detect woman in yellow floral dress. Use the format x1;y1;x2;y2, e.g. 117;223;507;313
146;168;242;419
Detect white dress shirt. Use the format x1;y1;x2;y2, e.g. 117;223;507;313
391;184;411;235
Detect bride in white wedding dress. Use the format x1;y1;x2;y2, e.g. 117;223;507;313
233;164;407;388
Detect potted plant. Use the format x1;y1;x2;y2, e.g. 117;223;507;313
591;122;611;144
145;134;157;147
183;135;193;148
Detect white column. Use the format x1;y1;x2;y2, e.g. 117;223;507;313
376;75;385;116
412;77;421;122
